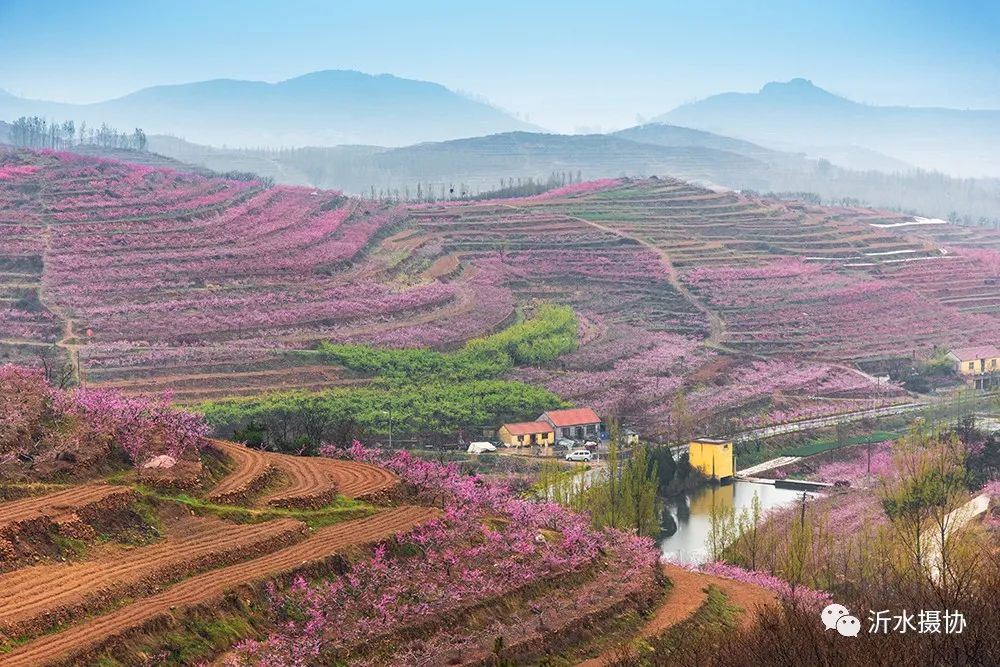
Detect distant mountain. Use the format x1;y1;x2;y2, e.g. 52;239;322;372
656;78;1000;178
0;70;539;147
149;131;770;194
612;123;784;162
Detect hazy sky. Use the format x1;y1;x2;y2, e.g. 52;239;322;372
1;0;997;132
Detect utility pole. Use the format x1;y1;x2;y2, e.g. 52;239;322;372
800;491;808;529
383;407;393;449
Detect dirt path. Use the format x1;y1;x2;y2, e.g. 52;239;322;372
575;564;776;667
38;224;81;384
0;505;438;667
570;215;725;347
502;203;726;349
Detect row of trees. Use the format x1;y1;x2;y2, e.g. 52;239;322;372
711;417;999;598
7;116;148;152
363;171;587;204
534;419;706;537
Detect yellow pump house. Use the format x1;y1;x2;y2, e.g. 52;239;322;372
688;437;734;481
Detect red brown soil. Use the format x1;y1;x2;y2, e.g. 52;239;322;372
0;505;439;667
0;515;307;637
0;485;137;568
205;440;278;504
575;564;777;667
0;486;133;528
207;440;399;508
423;252;462;280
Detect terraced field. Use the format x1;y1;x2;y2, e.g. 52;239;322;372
207;439;398;507
3;148;997;434
0;486;136;567
0;515;307;637
0;440;429;666
0;506;435;667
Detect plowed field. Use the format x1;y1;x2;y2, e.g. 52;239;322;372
0;505;438;667
0;486;134;528
208;439;398;507
0;516;306;637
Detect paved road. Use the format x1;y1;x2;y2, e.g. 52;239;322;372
733;402;924;443
923;493;991;584
736;456;802;477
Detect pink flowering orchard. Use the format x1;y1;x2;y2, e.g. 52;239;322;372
0;364;207;466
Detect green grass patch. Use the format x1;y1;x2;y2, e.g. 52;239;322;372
781;430;899;457
94;607;264;667
640;585;738;661
196;305;579;447
132;485;375;528
317;304;577;382
50;533;88;559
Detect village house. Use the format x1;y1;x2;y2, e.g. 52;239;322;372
498;421;554;448
538;408;601;441
688;437;734;482
947;345;1000;389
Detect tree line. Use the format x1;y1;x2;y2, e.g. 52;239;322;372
7;116;148;152
363;171;587;204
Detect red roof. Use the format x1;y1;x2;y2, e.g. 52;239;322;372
950;345;1000;361
503;421;554;436
542;408;601;427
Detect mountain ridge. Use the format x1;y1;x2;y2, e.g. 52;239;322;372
657;78;1000;177
0;70;539;147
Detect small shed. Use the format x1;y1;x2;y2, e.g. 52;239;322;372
688;437;734;481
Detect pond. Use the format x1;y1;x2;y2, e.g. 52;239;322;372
659;480;815;564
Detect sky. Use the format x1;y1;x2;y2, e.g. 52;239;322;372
0;0;998;132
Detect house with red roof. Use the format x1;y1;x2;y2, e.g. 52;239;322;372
498;421;554;448
538;408;602;441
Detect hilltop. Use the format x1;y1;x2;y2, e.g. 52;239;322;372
0;70;538;147
657;78;1000;178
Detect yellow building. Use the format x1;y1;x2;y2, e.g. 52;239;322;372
688;437;734;481
948;346;1000;377
947;346;1000;390
499;421;555;448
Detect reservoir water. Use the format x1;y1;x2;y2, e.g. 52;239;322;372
659;480;812;564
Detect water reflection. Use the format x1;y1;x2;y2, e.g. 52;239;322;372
659;481;813;564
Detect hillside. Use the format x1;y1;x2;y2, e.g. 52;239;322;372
657;78;1000;178
4;148;999;440
0;70;538;147
145;128;1000;225
0;365;672;666
149;130;770;193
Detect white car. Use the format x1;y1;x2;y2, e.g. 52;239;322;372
467;441;497;454
565;449;593;462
